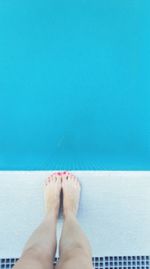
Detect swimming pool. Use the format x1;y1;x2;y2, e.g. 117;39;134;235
0;0;149;170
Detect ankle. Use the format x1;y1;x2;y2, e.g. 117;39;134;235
63;210;76;220
45;210;58;222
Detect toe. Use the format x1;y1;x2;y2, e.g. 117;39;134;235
48;175;53;181
51;174;56;181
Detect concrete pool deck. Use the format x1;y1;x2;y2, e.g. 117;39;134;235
0;171;150;258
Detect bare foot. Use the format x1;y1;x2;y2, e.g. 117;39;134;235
44;173;61;217
62;172;81;217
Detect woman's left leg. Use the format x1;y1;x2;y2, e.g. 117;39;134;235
13;173;61;269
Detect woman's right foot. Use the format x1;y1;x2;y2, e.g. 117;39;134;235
61;172;81;217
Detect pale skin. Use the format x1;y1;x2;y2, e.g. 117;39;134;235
13;172;93;269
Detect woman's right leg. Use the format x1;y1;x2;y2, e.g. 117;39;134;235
56;173;93;269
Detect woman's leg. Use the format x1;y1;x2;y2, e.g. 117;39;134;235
56;173;93;269
13;173;61;269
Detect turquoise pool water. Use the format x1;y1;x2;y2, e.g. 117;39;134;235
0;1;149;170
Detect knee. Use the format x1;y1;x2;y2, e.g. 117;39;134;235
58;248;93;269
61;242;92;261
22;245;51;262
22;246;41;259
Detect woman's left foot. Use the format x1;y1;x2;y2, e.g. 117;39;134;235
44;173;61;217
